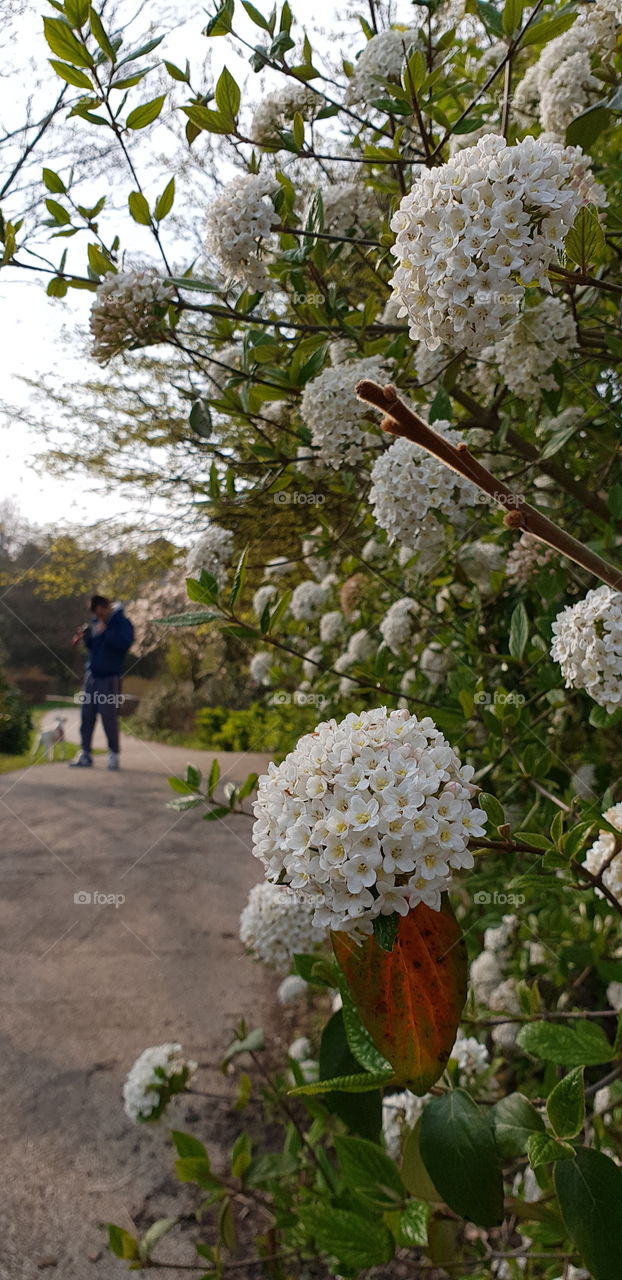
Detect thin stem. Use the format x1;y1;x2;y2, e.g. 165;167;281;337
355;380;622;592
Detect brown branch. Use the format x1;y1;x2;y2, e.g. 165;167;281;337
355;380;622;592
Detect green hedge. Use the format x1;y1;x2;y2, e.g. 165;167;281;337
194;701;318;756
0;673;33;754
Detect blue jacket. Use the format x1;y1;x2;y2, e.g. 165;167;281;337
84;605;134;677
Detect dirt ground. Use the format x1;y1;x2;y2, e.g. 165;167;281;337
0;711;276;1279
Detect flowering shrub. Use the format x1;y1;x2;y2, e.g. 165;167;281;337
122;1043;197;1122
17;0;622;1271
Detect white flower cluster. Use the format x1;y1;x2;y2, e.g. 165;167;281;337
252;707;486;936
506;532;555;586
89;270;174;363
186;524;234;587
320;610;344;644
250;650;273;686
390;133;597;353
470;915;521;1051
382;1089;429;1158
585;803;622;907
347;26;423;103
451;1029;490;1081
300;356;388;467
205;173;278;292
551;585;622;713
420;643;452;687
319;182;379;234
458;540;505;593
123;1043;197;1123
482;296;576;400
346;629;376;663
291;579;329;620
287;1036;319;1083
251;81;317;144
514;1;621;138
370;425;478;544
239;881;326;972
401;517;448;577
380;597;418;655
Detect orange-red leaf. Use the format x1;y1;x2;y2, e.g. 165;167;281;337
332;899;467;1094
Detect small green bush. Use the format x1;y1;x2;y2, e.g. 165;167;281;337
195;701;317;756
0;673;33;754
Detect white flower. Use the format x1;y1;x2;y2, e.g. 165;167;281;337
265;556;290;578
251;81;317;145
451;1030;489;1081
401;517;448;577
551;586;622;713
459;540;504;593
123;1043;197;1123
252;706;487;936
482;297;577;400
380;598;418;655
303;645;324;679
239;881;326;972
389;133;600;353
347;26;424;103
346;629;376;663
514;3;621;138
506;532;555;586
382;1089;429;1158
288;1036;312;1061
370;425;478;545
490;978;521;1052
89;270;174;363
250;650;273;686
205;173;278;291
585;803;622;907
420;643;451;687
253;584;277;618
607;980;622;1012
300;356;388;468
484;914;518;952
277;974;309;1004
291;580;328;620
320;610;344;644
186;524;234;587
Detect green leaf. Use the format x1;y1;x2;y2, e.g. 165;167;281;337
168;775;199;795
555;1146;622;1278
478;791;504;829
164;58;190;81
419;1090;504;1227
289;1069;395;1095
527;1131;576;1168
203;0;234;37
372;912;400;952
89;6;117;61
158;610;220;626
49;58;93;87
296;1205;394;1271
221;1027;264;1065
340;986;392;1074
502;0;524;35
517;1021;613;1067
139;1218;177;1261
126;94;166;129
520;10;576;45
171;1130;208;1158
242;0;272;29
106;1225;140;1260
292;110;304;148
393;1198;429;1247
43;16;94;66
128;190;151;225
215;66;240;125
87;243;115;275
154;177;175;221
42;167;66;193
509;602;529;660
175;1156;221;1188
228;545;249;609
45;198;71;225
181;105;231;134
335;1135;406;1208
492;1092;545;1158
566;105;611;151
565;206;605;273
547;1066;585;1139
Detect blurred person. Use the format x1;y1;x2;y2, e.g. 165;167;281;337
70;594;134;770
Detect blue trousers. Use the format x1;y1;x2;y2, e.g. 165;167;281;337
80;673;121;754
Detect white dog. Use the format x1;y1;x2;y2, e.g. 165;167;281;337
33;715;67;761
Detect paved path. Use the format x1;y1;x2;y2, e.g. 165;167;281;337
0;712;274;1279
